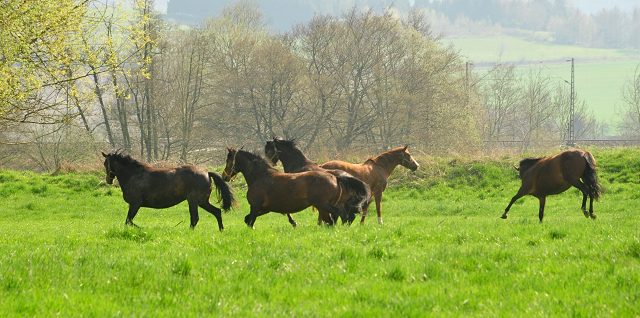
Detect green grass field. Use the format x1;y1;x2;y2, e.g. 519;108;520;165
1;148;639;317
447;36;640;128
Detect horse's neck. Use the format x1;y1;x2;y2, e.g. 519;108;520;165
281;149;316;172
372;152;402;176
115;164;144;187
239;158;274;184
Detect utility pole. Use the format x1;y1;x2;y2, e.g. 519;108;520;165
466;61;471;109
567;58;575;147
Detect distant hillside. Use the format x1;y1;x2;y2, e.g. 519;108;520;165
164;0;410;30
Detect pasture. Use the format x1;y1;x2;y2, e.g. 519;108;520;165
1;148;639;317
447;35;640;125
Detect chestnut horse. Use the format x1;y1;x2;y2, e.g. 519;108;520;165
501;149;602;222
101;150;234;230
264;137;371;225
221;148;370;228
320;146;420;224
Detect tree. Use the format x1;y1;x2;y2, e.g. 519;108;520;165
479;64;522;154
0;0;90;143
618;64;640;138
517;66;556;150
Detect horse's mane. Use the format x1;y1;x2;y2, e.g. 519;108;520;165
274;138;299;150
237;149;274;169
107;150;150;169
368;146;406;164
518;157;544;173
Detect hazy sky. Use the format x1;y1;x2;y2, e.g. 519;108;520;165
155;0;637;15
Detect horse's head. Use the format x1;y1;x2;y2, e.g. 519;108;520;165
399;146;420;171
101;150;116;184
222;147;240;182
516;157;543;178
264;140;279;166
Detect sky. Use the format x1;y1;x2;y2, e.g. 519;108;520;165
154;0;638;15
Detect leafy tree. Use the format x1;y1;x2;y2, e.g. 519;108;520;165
0;0;90;143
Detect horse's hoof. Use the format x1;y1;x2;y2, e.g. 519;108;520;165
378;217;383;225
590;213;597;220
500;214;508;219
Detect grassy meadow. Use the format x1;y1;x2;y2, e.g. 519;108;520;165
447;35;640;126
1;148;640;317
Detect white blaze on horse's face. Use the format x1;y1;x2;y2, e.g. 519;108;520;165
402;149;419;171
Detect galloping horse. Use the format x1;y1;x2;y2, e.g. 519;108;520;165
221;148;370;228
501;149;602;222
320;146;420;224
264;137;371;224
101;150;234;230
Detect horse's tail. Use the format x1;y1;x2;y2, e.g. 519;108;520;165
209;172;235;211
336;175;371;213
582;152;602;201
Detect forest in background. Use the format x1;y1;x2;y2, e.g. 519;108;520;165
166;0;640;49
1;0;640;172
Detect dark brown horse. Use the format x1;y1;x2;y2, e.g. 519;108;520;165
501;149;602;222
264;137;371;225
221;148;370;228
320;146;420;224
101;150;234;230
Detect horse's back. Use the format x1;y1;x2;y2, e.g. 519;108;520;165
321;160;367;179
522;149;591;196
248;170;338;213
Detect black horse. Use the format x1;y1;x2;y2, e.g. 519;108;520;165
101;150;234;230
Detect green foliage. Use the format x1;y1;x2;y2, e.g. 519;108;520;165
0;0;87;126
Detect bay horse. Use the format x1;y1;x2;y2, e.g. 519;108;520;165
221;147;370;228
101;150;234;231
264;137;371;225
501;149;602;222
320;146;420;224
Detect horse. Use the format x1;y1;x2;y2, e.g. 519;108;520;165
101;150;234;231
320;146;420;224
501;149;602;222
264;137;371;225
221;147;370;228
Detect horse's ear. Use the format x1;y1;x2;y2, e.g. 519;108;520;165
513;165;519;171
403;145;408;150
101;150;107;157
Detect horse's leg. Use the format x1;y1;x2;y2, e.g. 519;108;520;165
286;214;297;228
588;192;597;219
314;203;341;226
245;204;262;229
338;205;350;225
501;190;526;219
317;210;332;225
538;196;546;222
199;201;224;231
375;194;383;224
188;200;200;229
569;179;590;218
125;204;141;227
346;206;356;225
